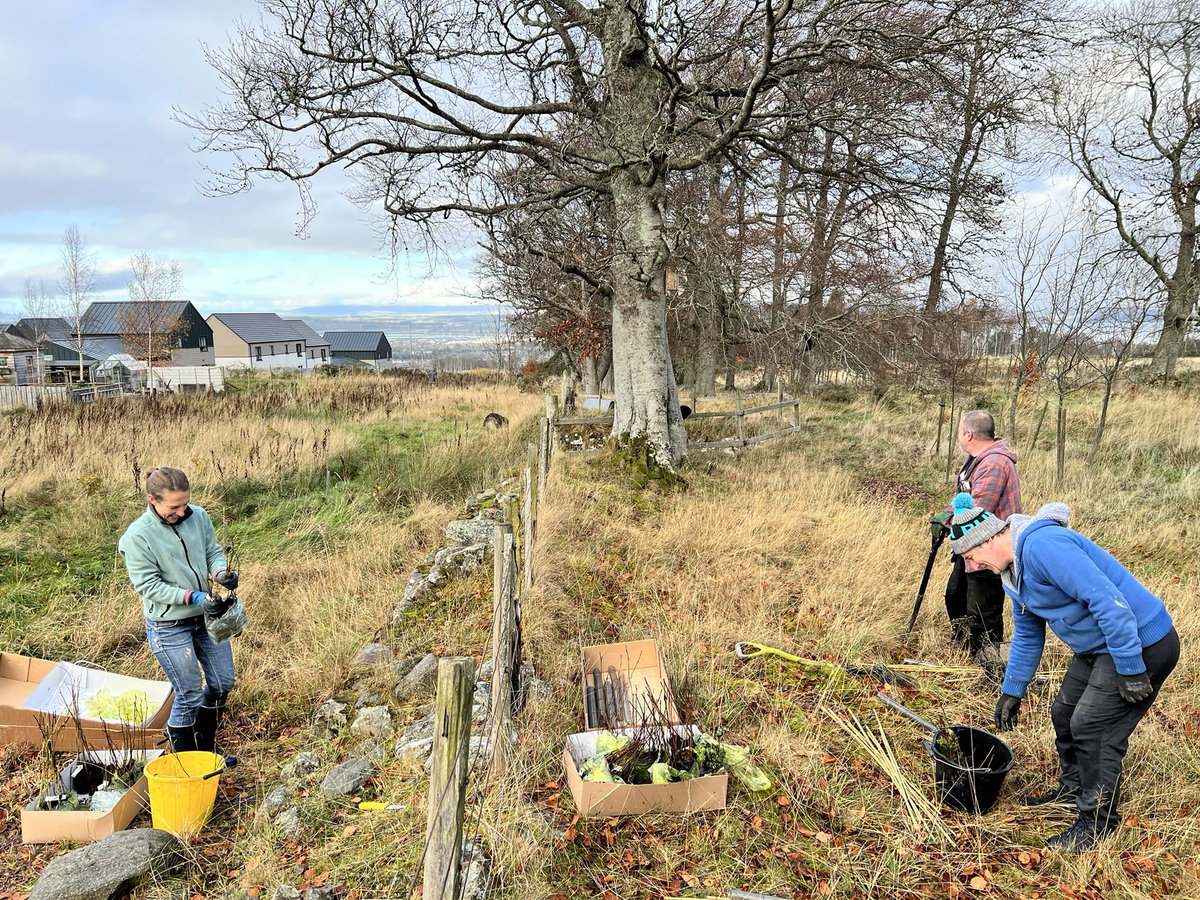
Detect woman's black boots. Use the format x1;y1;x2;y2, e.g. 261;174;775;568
165;723;198;753
194;702;225;753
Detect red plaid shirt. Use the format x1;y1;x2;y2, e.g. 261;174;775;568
956;439;1021;519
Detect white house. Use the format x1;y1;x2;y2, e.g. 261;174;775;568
207;313;321;370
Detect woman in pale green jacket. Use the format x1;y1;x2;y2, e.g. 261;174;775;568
118;467;236;753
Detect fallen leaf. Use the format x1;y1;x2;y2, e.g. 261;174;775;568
815;831;832;844
775;795;791;806
969;875;988;890
342;825;357;837
818;881;832;895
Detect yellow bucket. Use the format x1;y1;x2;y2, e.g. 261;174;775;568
144;751;224;838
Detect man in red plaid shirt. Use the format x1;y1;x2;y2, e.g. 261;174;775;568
933;409;1022;657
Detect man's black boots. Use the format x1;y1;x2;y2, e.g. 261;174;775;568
1045;810;1116;852
1020;782;1080;808
165;723;198;753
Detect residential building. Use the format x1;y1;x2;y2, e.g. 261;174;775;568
284;319;331;366
208;313;317;369
324;331;393;365
8;317;98;382
0;332;40;385
79;301;215;366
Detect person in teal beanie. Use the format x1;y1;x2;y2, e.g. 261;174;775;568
118;467;238;753
948;492;1179;852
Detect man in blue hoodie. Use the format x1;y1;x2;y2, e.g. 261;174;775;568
945;493;1179;852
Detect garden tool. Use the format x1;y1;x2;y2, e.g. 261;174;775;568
904;524;948;640
733;641;919;690
876;694;1014;814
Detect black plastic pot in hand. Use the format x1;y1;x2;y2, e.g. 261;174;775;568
877;694;1015;815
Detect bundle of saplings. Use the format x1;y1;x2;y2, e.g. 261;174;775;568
580;729;771;791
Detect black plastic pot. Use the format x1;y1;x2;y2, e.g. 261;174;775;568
924;724;1015;814
878;694;1015;815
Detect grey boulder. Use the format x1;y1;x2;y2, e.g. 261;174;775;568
30;828;185;900
320;758;374;797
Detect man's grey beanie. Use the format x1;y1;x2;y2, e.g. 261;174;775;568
948;492;1008;554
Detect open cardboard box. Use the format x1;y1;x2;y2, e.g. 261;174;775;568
21;747;163;844
0;653;172;751
564;639;728;816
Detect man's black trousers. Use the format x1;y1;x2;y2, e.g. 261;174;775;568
944;553;1005;654
1051;626;1180;824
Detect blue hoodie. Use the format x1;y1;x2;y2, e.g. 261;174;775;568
999;502;1174;698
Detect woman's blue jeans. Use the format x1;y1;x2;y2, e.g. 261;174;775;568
145;615;235;727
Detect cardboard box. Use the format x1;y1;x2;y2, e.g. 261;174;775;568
565;640;728;816
563;724;729;816
0;653;172;751
580;638;679;731
21;748;163;844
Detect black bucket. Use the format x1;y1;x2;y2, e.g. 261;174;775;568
924;724;1015;814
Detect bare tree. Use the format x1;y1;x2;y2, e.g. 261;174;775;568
1048;0;1200;378
121;253;184;392
1085;253;1155;451
918;0;1053;316
183;0;987;467
998;201;1072;443
21;278;55;385
57;225;96;381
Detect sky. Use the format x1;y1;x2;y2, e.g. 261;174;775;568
0;1;482;324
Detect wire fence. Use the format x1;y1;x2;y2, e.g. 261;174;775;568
403;416;548;899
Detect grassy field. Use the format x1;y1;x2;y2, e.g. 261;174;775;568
500;382;1200;899
0;372;542;893
1;372;1198;899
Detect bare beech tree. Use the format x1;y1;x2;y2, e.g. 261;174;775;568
57;225;97;381
1048;0;1200;378
183;0;980;466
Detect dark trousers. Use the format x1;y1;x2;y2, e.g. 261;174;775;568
1051;627;1180;823
944;554;1005;654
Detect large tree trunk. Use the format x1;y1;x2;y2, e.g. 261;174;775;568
602;1;685;467
1151;280;1195;379
608;170;686;466
581;353;601;395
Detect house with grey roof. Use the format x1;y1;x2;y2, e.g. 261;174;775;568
7;317;99;382
323;331;393;365
79;301;214;366
283;319;332;367
0;331;40;385
208;312;322;370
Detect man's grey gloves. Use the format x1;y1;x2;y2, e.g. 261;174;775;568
1117;672;1153;703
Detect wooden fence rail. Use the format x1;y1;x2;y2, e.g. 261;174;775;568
551;394;802;451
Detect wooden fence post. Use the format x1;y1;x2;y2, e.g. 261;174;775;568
491;524;516;775
934;400;946;458
944;402;957;482
1055;404;1067;487
538;417;550;499
735;392;746;445
423;657;475;900
523;445;536;591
